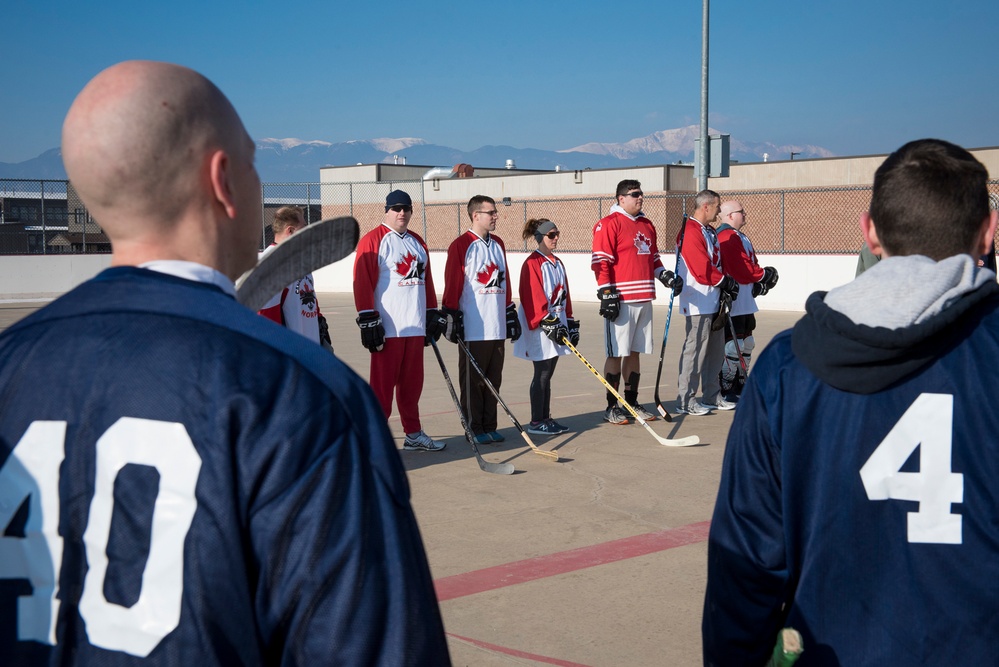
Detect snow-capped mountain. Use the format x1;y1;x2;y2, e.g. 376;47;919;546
1;129;835;182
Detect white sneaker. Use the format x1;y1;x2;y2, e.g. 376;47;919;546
702;396;736;411
676;400;710;416
404;430;446;451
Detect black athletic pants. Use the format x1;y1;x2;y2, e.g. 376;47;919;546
529;357;559;423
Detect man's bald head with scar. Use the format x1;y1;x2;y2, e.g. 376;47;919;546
62;60;261;279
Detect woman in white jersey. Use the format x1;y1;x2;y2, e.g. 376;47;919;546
513;219;579;435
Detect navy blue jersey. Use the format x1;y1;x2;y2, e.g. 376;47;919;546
0;267;450;666
703;280;999;666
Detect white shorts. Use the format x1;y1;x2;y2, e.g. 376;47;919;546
603;301;653;357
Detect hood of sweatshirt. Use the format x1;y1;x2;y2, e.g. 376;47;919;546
791;254;999;393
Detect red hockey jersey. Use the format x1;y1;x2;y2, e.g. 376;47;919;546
717;223;764;317
590;206;665;303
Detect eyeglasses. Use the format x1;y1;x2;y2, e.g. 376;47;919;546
545;231;560;239
389;205;412;213
729;209;745;216
475;209;499;216
623;191;644;198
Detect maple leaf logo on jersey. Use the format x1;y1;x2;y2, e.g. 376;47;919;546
396;252;426;281
298;281;317;311
550;283;567;309
633;232;652;255
476;262;505;289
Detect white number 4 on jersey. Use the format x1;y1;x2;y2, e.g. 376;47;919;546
860;393;964;545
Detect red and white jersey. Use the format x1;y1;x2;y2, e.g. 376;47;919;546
257;244;322;343
353;223;438;338
514;250;574;361
717;223;764;317
676;216;725;316
442;230;511;342
590;205;666;303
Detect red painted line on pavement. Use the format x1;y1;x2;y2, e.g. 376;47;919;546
448;633;595;667
435;520;711;602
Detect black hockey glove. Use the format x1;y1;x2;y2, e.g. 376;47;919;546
506;303;522;342
443;308;464;343
597;287;621;321
711;292;732;332
657;269;684;297
425;308;447;346
752;281;766;298
318;313;334;353
540;313;569;344
752;267;779;298
355;311;385;353
717;275;740;302
566;318;580;346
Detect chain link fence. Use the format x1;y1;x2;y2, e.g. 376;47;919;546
6;178;999;256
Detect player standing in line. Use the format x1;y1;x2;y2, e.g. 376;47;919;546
0;60;449;665
258;205;333;352
442;195;520;445
715;200;778;401
674;190;740;416
353;190;447;452
703;139;999;665
513;218;578;436
591;179;682;425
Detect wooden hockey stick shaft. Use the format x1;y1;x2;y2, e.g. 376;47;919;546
454;338;559;461
430;340;514;475
560;337;700;448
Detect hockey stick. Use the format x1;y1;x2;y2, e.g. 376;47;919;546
654;213;690;420
236;216;360;312
455;338;560;462
430;340;515;475
725;313;749;375
765;628;803;667
561;337;700;447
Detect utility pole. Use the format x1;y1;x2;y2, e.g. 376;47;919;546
698;0;710;191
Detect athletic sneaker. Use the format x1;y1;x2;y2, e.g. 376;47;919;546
702;396;737;411
676;400;710;416
547;419;570;433
472;433;492;445
527;420;561;435
603;405;629;425
628;403;658;422
487;431;505;442
404;430;446;451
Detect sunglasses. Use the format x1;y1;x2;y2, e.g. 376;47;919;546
623;191;644;198
389;205;413;213
545;231;560;239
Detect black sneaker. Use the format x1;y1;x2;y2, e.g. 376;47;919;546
547;419;570;433
527;420;562;435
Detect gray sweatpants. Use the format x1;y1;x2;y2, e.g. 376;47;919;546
677;313;725;407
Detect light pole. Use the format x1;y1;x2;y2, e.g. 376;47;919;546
698;0;710;191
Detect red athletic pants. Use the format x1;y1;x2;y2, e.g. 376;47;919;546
369;335;425;434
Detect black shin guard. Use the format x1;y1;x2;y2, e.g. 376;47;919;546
624;372;640;406
605;372;621;408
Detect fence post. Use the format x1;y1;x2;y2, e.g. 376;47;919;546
420;182;427;239
40;180;47;255
780;191;786;252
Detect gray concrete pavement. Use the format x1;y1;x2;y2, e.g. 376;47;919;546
1;292;803;666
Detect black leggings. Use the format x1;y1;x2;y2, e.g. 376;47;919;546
530;357;559;423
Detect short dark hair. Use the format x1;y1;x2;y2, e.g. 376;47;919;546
616;180;641;199
272;206;304;234
467;195;496;221
871;139;989;260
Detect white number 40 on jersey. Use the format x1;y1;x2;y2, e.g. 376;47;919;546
860;393;963;545
0;418;201;657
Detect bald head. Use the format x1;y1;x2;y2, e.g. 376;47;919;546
720;200;747;230
62;61;261;278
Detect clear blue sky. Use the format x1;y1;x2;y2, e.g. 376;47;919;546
2;0;996;163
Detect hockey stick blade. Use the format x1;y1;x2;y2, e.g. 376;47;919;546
561;337;700;448
430;340;515;475
455;338;560;462
237;216;360;312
